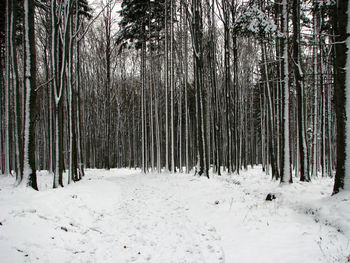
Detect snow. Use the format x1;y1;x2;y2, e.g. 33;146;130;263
234;5;280;38
0;167;349;263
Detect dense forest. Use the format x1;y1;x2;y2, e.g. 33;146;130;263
0;0;349;194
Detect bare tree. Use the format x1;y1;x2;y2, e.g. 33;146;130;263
21;0;38;189
280;0;292;183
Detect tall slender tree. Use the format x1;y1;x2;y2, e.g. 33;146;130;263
292;0;310;182
280;0;292;183
4;0;11;177
333;0;349;194
21;0;38;189
170;0;175;173
192;0;209;178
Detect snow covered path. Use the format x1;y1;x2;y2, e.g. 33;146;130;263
0;168;349;263
73;171;224;263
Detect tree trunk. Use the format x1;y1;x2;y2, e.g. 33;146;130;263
165;0;169;172
10;0;24;182
333;0;349;194
76;3;84;178
262;43;279;179
312;3;318;177
4;0;11;177
22;0;38;190
293;0;310;182
223;0;231;174
170;0;175;173
141;42;146;173
193;0;209;178
184;3;189;173
280;0;292;183
104;5;111;170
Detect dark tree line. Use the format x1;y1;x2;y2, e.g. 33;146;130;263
0;0;349;194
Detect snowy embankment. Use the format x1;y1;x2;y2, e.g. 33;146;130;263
0;167;349;263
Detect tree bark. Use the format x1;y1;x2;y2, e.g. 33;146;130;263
333;0;349;194
193;0;209;178
280;0;292;183
22;0;38;190
293;0;310;182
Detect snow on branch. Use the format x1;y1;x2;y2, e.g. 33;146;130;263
232;4;283;39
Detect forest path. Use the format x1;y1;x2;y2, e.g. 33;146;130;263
0;168;348;263
83;170;225;263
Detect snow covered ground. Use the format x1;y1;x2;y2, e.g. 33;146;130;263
0;167;349;263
